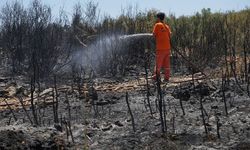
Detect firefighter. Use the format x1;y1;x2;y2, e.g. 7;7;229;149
152;12;171;82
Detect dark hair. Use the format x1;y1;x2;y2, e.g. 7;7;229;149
156;12;165;21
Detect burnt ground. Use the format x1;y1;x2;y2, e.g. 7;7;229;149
0;72;250;150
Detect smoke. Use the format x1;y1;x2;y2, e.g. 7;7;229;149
61;33;153;75
71;34;123;70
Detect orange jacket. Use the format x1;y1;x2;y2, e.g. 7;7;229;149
153;22;171;51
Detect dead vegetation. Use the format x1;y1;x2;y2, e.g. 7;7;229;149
0;0;250;149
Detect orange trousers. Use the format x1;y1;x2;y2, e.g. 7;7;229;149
154;50;170;80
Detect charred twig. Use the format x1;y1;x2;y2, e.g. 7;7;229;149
89;85;99;117
216;114;221;139
222;74;228;116
172;87;189;116
179;99;185;116
65;120;69;141
199;85;208;135
144;55;153;116
163;92;167;132
172;114;175;134
65;93;72;121
30;76;38;126
156;74;166;132
200;99;208;135
52;90;57;123
243;37;248;83
65;92;74;142
125;92;136;132
229;61;244;92
7;116;12;125
67;120;75;143
63;117;75;143
41;97;47;123
17;96;33;125
53;75;59;123
3;98;17;121
247;76;250;97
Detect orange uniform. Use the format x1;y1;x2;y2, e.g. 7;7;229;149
153;22;171;80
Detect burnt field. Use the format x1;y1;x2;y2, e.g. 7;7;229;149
0;70;250;149
0;0;250;150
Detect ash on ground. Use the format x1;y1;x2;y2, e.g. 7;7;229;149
0;74;250;150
